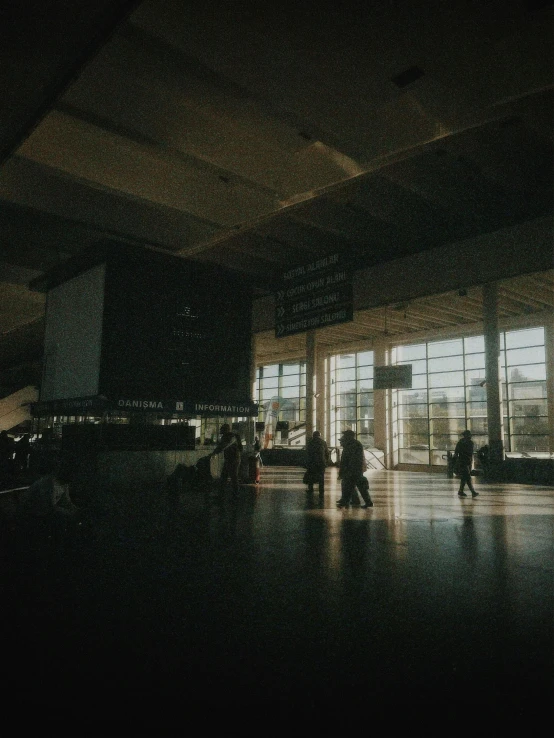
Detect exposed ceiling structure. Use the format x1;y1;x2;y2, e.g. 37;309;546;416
0;0;552;390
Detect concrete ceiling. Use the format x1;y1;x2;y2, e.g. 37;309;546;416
0;0;552;387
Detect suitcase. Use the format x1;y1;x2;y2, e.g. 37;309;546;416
248;454;261;484
194;455;213;492
166;463;195;496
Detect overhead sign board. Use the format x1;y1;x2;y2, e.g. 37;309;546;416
275;253;353;338
374;364;413;390
34;243;254;409
31;396;259;417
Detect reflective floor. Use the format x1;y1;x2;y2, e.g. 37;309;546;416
2;466;553;734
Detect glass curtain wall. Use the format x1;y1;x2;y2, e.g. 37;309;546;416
329;351;374;447
501;327;548;453
254;325;548;459
255;361;306;427
394;326;548;464
393;338;487;465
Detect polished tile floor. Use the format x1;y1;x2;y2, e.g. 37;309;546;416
2;465;553;734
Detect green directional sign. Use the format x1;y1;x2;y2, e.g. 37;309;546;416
374;364;413;389
275;253;353;338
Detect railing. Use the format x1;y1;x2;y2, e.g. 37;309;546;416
364;448;386;470
331;446;386;469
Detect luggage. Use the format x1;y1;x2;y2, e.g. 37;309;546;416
194;455;213;490
356;475;371;505
166;456;213;496
166;463;195;496
240;454;261;484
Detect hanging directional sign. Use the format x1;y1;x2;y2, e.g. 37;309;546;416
275;253;353;338
374;364;413;389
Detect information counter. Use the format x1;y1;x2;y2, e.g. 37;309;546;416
60;424;223;498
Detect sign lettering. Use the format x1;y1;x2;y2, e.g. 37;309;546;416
275;253;353;337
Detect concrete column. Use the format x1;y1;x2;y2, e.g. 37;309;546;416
373;341;388;467
315;345;326;435
483;283;504;463
305;330;316;440
325;353;332;444
545;313;554;456
249;332;258;445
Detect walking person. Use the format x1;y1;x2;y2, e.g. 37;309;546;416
253;435;263;466
454;430;479;498
336;430;373;509
305;430;330;498
209;424;243;498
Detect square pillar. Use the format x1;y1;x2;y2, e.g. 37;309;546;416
545;314;554;456
483;282;505;463
305;330;316;439
373;341;389;468
315;345;326;436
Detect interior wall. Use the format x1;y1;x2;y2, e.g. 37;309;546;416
252;215;553;333
41;263;105;401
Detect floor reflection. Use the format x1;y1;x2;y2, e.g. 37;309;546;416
1;465;552;731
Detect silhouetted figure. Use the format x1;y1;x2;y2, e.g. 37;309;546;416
28;433;55;475
166;462;196;497
305;430;330;498
166;456;213;508
0;431;15;486
253;435;263;467
14;433;31;474
336;430;373;508
454;430;478;498
18;454;79;525
194;454;215;496
15;455;80;597
210;424;243;497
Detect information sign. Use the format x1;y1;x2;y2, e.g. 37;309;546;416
275;253;353;337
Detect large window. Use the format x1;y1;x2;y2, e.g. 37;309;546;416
329;350;374;447
254;324;549;460
394;337;488;464
393;327;549;464
501;327;548;453
255;361;306;426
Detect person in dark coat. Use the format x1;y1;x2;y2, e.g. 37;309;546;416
454;429;478;498
253;435;263;467
18;454;79;523
336;429;373;508
305;430;330;498
16;454;81;591
210;423;243;497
